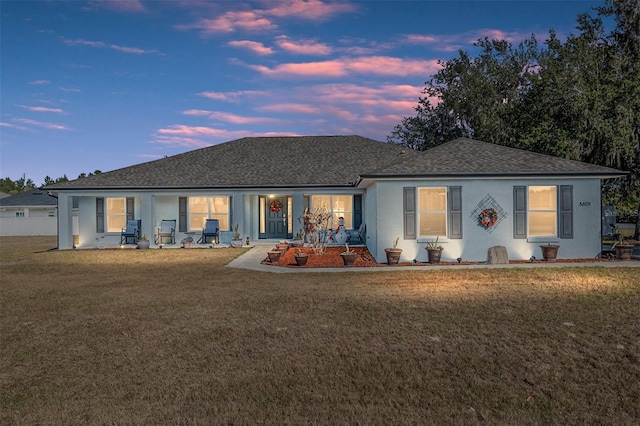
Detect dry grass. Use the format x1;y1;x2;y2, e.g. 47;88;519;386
1;236;639;425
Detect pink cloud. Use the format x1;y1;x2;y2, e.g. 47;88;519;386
181;11;276;34
404;34;439;44
182;110;283;125
258;103;320;114
275;35;332;55
250;56;439;78
28;80;50;85
227;40;274;55
18;105;64;113
14;118;70;130
197;90;266;101
0;122;29;131
265;0;358;20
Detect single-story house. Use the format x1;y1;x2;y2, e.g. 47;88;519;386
0;189;78;236
46;136;624;262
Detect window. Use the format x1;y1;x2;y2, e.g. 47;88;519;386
106;198;126;232
188;197;229;231
418;188;447;236
15;211;24;218
528;186;557;236
310;195;353;228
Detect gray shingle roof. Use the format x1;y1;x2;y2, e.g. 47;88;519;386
46;136;623;190
0;189;58;207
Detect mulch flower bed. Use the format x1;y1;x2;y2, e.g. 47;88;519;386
261;245;629;268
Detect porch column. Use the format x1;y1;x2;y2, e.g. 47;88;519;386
292;191;305;236
57;193;74;249
233;194;244;235
141;193;154;243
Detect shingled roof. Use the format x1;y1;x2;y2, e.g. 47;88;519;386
0;189;58;207
46;136;623;190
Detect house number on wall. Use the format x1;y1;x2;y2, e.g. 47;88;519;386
579;201;591;207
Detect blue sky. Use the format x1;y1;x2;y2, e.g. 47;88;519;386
1;0;604;186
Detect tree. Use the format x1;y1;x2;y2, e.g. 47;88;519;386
388;0;639;236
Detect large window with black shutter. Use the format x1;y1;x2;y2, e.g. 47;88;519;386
513;185;573;239
96;197;134;233
404;186;462;239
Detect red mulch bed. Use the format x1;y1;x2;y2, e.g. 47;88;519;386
261;245;626;268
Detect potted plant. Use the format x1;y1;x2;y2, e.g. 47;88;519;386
292;229;304;247
425;237;443;264
230;224;243;248
385;237;402;266
267;250;282;263
340;243;357;267
613;232;634;261
539;243;560;262
137;234;150;250
293;248;308;266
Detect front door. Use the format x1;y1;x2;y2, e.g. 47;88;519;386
266;197;288;239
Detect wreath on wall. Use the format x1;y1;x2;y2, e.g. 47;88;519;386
478;208;498;229
269;200;283;213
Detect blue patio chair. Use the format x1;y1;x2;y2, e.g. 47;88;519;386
347;223;365;244
198;219;220;244
120;219;141;244
156;219;176;244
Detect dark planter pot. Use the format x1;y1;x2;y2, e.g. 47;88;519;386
426;248;442;264
291;238;304;247
385;248;402;266
616;245;634;261
340;252;357;267
267;251;282;263
294;254;308;266
540;244;559;262
137;240;150;250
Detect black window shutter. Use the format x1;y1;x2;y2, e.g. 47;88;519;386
403;187;416;239
126;197;134;220
559;185;573;239
513;186;526;239
96;198;104;233
353;194;362;229
448;186;462;239
178;197;187;232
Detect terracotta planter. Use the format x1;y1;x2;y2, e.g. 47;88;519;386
540;244;559;262
137;240;150;250
267;251;282;263
426;248;442;264
385;248;402;266
294;254;308;266
340;252;357;267
615;245;634;261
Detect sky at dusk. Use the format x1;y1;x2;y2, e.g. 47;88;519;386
1;0;605;186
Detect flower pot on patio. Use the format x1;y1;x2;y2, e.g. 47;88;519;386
426;248;442;264
540;244;559;262
340;252;357;267
267;250;282;263
137;240;150;250
384;248;402;266
294;252;308;266
615;244;633;261
230;238;243;248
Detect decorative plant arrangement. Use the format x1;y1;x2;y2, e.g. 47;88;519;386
231;224;243;248
425;236;443;264
137;234;150;250
299;207;331;254
478;208;498;229
539;242;560;262
293;248;308;266
269;199;282;213
384;237;402;266
340;243;357;267
612;228;635;260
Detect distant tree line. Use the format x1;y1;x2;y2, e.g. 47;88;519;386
388;0;639;236
0;170;102;195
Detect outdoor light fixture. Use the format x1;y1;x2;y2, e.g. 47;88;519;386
529;256;536;262
456;257;462;264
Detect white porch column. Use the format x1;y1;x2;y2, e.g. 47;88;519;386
233;194;244;235
141;193;154;242
57;193;74;249
292;191;305;236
